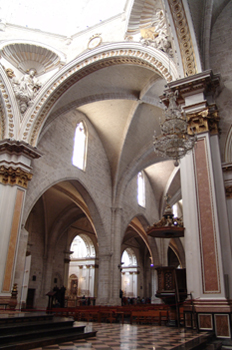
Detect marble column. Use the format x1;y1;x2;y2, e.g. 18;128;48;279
0;139;41;305
167;70;232;337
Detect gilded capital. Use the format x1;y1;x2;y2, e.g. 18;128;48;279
187;105;220;135
0;166;33;188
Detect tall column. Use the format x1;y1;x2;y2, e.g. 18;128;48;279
0;140;41;306
63;250;73;289
168;71;232;337
109;207;123;305
96;206;122;305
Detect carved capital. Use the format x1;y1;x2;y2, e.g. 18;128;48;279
0;165;33;188
187;105;220;135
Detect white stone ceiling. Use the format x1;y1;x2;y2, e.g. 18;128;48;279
0;0;128;36
42;60;178;207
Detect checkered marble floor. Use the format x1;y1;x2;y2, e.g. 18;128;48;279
32;322;205;350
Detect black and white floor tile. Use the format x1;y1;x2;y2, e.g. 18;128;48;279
32;322;204;350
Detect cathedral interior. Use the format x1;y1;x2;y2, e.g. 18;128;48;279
0;0;232;341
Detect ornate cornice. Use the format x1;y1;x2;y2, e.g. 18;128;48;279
21;47;174;146
167;0;197;76
0;139;42;160
0;165;33;188
168;70;220;97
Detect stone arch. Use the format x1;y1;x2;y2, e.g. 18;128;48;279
169;238;185;268
23;177;108;249
70;234;96;259
18;42;179;146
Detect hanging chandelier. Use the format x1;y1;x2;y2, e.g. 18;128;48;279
153;90;196;166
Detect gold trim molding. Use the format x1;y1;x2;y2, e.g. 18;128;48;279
21;49;173;146
167;0;197;76
0;166;32;188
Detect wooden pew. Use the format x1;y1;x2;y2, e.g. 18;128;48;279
130;310;161;325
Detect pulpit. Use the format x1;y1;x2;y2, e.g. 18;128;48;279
155;266;187;326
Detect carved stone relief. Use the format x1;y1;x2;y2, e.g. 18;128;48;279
140;10;173;57
6;68;42;114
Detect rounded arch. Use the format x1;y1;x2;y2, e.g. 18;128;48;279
19;42;179;146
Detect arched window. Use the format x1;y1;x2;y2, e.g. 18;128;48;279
137;171;145;207
72;122;87;170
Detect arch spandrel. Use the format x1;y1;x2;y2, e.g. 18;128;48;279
18;43;179;147
0;66;21;140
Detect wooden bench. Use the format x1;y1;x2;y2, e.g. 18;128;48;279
130;310;161;325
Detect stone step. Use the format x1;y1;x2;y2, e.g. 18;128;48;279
0;312;97;350
0;316;74;335
0;322;86;344
0;312;53;325
170;332;217;350
0;328;97;350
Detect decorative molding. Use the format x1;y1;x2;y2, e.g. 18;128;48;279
88;34;102;50
0;139;42;160
23;48;173;146
167;0;197;76
0;79;14;139
0;166;32;188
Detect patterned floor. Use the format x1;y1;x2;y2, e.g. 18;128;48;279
32;322;204;350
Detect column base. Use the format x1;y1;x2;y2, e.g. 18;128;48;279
184;299;232;339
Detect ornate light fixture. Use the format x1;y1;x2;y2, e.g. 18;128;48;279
153;90;196;166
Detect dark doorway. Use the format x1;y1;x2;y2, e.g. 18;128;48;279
26;288;35;309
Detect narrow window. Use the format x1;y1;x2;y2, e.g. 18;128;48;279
137;171;145;207
72;122;87;170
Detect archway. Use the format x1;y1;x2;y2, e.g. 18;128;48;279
24;180;98;309
121;248;138;300
68;234;97;304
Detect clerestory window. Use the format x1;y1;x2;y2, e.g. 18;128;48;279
72;122;87;170
137;171;145;207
